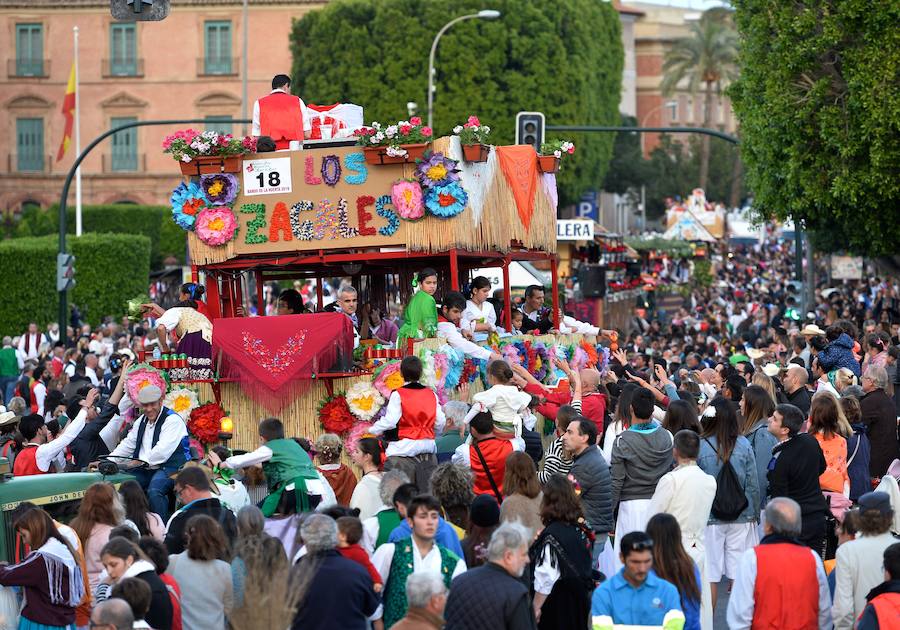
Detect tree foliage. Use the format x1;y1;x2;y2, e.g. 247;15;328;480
291;0;623;204
730;0;900;254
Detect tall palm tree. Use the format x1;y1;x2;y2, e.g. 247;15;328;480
661;9;738;191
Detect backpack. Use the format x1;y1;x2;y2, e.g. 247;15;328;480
704;437;749;521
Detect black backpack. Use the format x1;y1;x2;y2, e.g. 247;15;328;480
704;438;749;521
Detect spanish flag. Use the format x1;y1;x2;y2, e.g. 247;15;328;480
56;62;76;162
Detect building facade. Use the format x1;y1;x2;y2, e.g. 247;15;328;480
0;0;324;212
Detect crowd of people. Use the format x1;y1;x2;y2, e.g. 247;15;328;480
0;243;899;629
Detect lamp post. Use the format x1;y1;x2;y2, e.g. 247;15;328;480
427;9;500;131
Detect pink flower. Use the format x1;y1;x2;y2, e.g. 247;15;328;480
567;145;575;154
421;127;433;138
195;207;239;246
391;180;425;220
399;124;412;135
410;116;422;126
467;115;480;127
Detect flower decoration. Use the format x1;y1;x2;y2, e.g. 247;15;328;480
580;340;599;369
199;173;239;206
195;207;239;246
189;402;226;445
318;394;356;434
441;346;465;390
425;182;468;218
355;118;432;148
415;152;460;188
391;180;425;220
345;381;385;422
373;360;405;399
376;195;400;236
125;364;167;405
164;388;199;417
344;420;375;455
453;115;492;146
170;182;209;231
597;345;611;376
163;128;255;163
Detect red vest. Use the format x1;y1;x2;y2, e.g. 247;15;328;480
13;445;45;477
752;543;819;629
864;591;900;628
470;437;513;497
29;381;40;413
397;387;437;441
258;91;304;148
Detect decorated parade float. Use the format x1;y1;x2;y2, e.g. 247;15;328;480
134;116;615;452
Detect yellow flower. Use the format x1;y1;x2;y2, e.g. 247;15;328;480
425;164;448;182
208;180;224;197
385;371;405;391
354;395;375;412
208;217;225;231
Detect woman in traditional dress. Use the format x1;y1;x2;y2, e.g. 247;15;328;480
461;276;497;337
0;508;85;630
396;268;439;349
143;283;213;380
349;436;384;521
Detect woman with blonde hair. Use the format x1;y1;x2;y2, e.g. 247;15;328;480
832;367;858;393
70;481;129;589
750;372;777;404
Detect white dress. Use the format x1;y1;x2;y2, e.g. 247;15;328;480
461;300;497;333
349;471;384;521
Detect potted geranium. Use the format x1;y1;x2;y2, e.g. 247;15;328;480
355;117;433;165
164;129;257;176
453;115;491;163
538;139;575;174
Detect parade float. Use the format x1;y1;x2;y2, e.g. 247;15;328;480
134;116;615;451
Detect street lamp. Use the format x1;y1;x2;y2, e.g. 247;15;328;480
428;9;501;131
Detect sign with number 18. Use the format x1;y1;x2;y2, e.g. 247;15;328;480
242;157;293;196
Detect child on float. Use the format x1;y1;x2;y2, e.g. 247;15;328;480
462;359;531;452
396;268;440;349
436;291;500;363
460;276;497;342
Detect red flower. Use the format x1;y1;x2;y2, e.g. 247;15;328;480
421;127;433;137
410;116;422;126
189;403;225;445
467;115;480;127
399;124;412;135
319;395;356;434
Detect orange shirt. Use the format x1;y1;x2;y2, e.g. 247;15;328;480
813;432;849;493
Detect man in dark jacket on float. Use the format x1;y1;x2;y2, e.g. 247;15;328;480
860;366;900;478
767;403;827;551
564;415;613;568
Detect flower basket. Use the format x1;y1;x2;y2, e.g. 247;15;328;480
363;143;430;165
537;155;560;174
179;155;242;176
461;143;490;163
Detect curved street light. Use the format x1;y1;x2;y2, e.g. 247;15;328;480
427;10;501;131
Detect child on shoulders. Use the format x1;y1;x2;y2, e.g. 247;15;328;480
463;360;531;450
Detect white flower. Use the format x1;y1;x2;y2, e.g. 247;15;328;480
398;120;410;127
702;405;717;419
470;126;479;132
374;132;385;142
384;125;399;138
453;125;463;134
371;121;382;130
181;154;192;162
164;388;199;416
346;382;385;421
482;125;491;133
553;150;562;158
386;145;408;157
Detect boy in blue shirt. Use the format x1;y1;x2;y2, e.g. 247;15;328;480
592;531;685;629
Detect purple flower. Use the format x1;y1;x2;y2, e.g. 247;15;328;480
415;151;460;188
199;173;239;206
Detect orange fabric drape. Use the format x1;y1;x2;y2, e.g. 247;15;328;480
496;145;539;230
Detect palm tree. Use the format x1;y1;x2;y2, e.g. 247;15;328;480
660;9;738;191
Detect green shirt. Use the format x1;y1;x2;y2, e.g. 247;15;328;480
0;347;18;378
435;429;467;456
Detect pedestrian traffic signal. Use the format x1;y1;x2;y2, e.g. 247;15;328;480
57;253;75;292
515;112;545;153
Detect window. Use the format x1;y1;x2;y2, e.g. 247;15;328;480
15;23;44;76
110;23;137;76
204;21;232;75
205;115;233;135
110;116;138;171
16;118;44;172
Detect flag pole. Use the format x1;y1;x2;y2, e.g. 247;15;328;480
74;26;82;237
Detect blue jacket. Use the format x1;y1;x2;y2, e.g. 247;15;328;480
745;421;779;510
817;333;860;376
847;423;872;501
697;435;760;524
591;569;682;625
388;516;464;558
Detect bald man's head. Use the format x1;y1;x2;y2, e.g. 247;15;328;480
764;497;802;537
700;368;721;388
579;368;601;392
91;598;134;630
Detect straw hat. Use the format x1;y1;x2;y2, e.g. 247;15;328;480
800;324;826;336
762;363;782;377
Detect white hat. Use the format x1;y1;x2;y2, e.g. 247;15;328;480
747;348;766;360
136;385;163;404
762;363;782;377
800;324;825;336
0;411;16;427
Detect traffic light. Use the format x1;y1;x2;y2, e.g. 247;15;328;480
110;0;169;21
515;111;545;153
57;253;75;292
785;281;803;320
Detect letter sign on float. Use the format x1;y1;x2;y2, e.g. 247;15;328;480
556;220;595;241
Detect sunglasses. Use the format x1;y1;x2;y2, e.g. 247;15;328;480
627;538;654;552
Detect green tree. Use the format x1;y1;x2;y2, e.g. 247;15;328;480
291;0;623;204
730;0;900;255
660;9;739;191
602;116;651;195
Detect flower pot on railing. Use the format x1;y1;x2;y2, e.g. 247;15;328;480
537;155;560;174
179;155;242;176
461;143;490;163
362;143;430;165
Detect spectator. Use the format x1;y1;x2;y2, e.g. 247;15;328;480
808;393;852;510
230;506;287;608
71;481;130;590
14;388;96;476
91;598;135;630
452;411;520;503
855;542;900;630
110;578;153;629
336;515;383;592
832;491;898;629
164;466;237;556
727;497;831;629
860;365;900;478
739;384;778;519
767;403;828;551
291;514;379;630
840;395;873;501
360;471;410;554
435;400;469;464
392;571;447;630
646;513;703;630
119;480;166;541
783;365;812;417
315;432;358;506
349;435;386;521
591;531;683;626
386;484;465;559
96;538;173;630
137;537;183;630
444;522;536;630
429;462;474;534
461;494;501;569
537;404;578;485
166;514;234;630
563;416;613;568
662;399;702;435
499;451;542;535
529;474;593;629
0;336;21;404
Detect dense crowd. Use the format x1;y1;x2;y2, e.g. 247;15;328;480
0;243;898;630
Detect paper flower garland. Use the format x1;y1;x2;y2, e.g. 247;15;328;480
373;360;405;399
344;420;375;455
164;387;200;417
195;207;239;246
318;394;357;434
415;152;460;187
345;381;385;421
199;173;239;206
189;402;225;444
425;182;468;218
391;180;425;220
170;182;208;231
125;364;167;405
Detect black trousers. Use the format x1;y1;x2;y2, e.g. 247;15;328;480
799;511;826;556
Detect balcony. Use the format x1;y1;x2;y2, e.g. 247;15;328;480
7;154;53;173
101;153;147;173
197;57;238;77
7;59;49;78
102;58;145;78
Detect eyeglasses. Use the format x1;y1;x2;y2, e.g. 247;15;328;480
625;537;654;552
